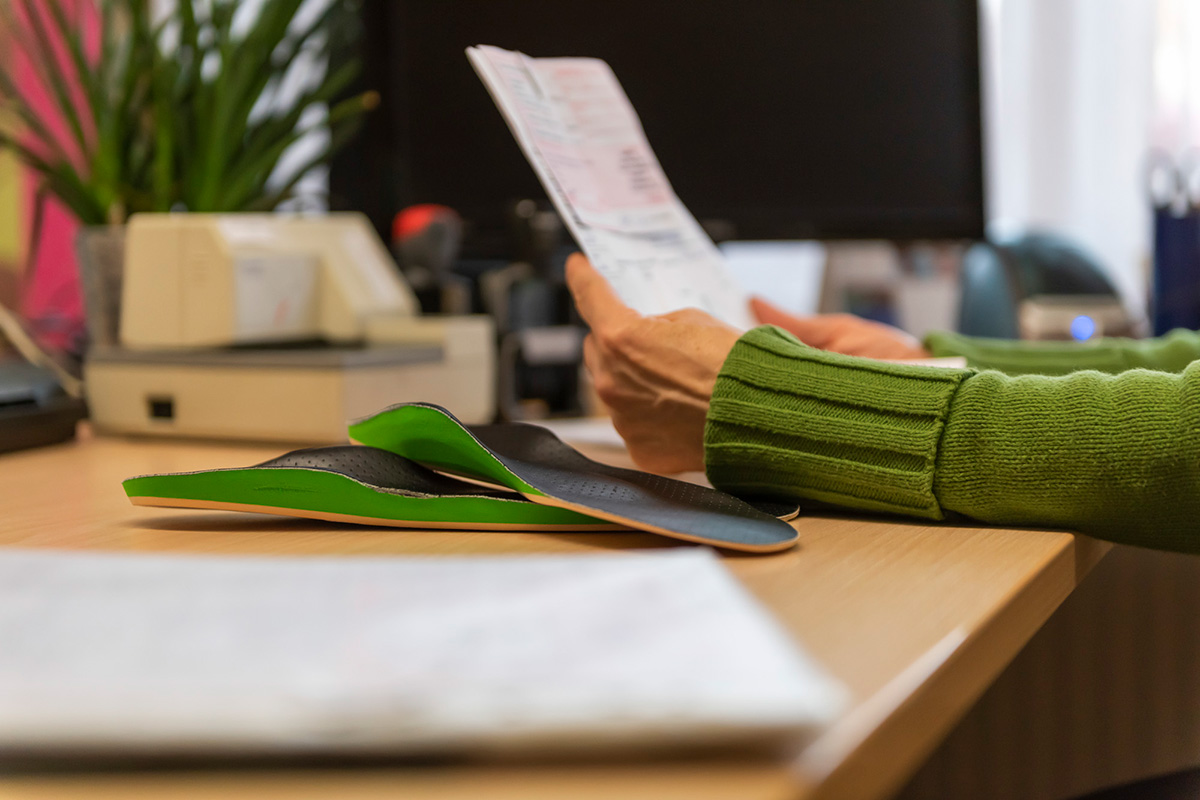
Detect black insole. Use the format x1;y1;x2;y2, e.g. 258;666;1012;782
256;446;520;499
464;421;800;549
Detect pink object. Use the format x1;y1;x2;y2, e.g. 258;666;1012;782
14;0;100;349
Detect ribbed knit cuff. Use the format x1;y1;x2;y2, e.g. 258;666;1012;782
705;326;973;519
924;330;1132;375
924;329;1200;376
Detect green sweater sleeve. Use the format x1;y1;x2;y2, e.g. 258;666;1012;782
705;326;1200;553
924;328;1200;375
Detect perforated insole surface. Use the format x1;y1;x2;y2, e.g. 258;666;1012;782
124;445;620;530
468;423;802;521
349;404;800;553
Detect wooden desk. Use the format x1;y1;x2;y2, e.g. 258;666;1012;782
0;430;1109;800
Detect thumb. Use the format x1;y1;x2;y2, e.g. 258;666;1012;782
566;253;638;333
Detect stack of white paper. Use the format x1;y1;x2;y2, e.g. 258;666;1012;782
468;45;756;330
0;549;846;756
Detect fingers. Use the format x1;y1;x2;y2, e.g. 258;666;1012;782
614;417;705;474
750;297;834;347
582;334;600;373
749;296;795;327
660;307;735;331
581;335;605;394
750;298;931;359
566;253;638;333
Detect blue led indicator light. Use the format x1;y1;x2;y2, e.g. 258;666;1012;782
1070;315;1096;341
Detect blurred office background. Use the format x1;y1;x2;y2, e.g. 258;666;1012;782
337;0;1194;343
4;4;1200;795
6;0;1199;344
984;0;1188;318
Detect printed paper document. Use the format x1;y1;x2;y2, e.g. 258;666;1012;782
468;45;756;329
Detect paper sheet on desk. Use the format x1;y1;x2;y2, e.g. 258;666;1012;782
468;45;755;330
0;549;846;755
534;416;626;450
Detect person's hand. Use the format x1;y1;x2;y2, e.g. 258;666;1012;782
566;254;740;474
750;297;931;360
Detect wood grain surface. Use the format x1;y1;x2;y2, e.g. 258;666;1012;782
0;428;1109;800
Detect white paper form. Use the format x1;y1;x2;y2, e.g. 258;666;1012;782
468;45;756;330
0;549;847;756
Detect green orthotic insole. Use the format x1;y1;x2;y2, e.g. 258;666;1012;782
349;403;801;553
123;445;620;531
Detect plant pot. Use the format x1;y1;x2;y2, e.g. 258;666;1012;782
74;225;126;349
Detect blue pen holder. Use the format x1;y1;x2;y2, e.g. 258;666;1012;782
1152;207;1200;335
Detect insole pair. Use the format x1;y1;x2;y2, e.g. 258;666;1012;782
125;403;801;553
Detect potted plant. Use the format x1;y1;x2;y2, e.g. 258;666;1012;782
0;0;376;348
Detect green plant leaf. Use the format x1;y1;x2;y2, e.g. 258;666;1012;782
22;185;50;290
0;73;77;168
150;68;175;211
43;0;101;140
246;94;371;212
229;57;360;182
0;0;372;222
0;130;107;223
14;0;92;162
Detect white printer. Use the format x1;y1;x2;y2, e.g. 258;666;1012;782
86;213;495;442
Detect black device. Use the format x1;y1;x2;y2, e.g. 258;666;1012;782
0;359;86;454
332;0;985;255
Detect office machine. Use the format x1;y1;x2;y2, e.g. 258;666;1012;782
0;358;86;454
959;233;1139;341
0;303;86;454
87;213;495;441
120;213;423;349
334;0;984;251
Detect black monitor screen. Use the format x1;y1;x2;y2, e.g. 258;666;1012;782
335;0;984;252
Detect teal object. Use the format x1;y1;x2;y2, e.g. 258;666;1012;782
959;233;1119;339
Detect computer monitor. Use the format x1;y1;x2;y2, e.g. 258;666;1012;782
332;0;985;256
